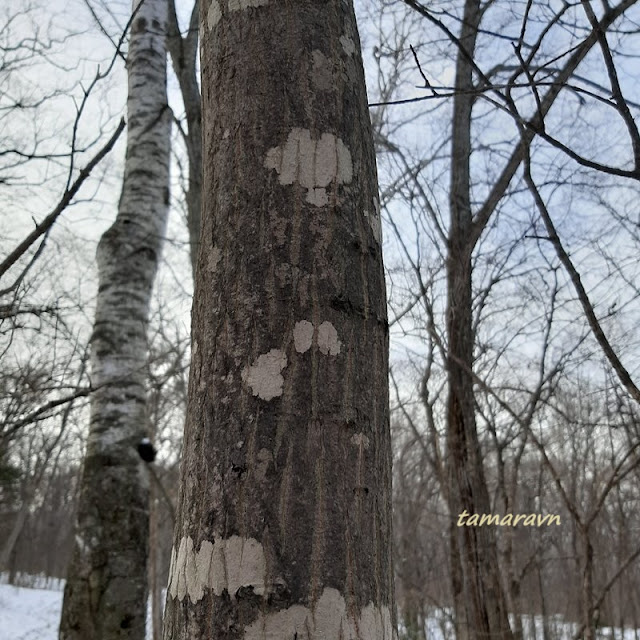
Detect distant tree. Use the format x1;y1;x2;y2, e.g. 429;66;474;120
58;0;171;637
0;353;86;575
162;1;395;639
368;0;640;637
167;0;201;278
0;2;125;469
0;1;125;296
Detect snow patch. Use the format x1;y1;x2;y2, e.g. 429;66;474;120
0;581;68;640
242;349;287;400
2;580;640;640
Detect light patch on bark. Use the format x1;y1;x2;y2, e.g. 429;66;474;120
272;216;288;247
93;356;143;387
340;35;356;56
174;536;189;601
168;544;177;594
74;534;88;555
168;535;267;603
293;320;341;356
293;320;314;353
242;349;287;400
256;448;273;481
264;129;353;207
208;245;222;272
365;197;382;244
98;359;123;379
317;321;341;356
243;587;394;640
137;458;150;491
311;50;333;92
351;433;370;449
307;188;329;207
93;425;129;452
228;0;269;10
207;0;222;29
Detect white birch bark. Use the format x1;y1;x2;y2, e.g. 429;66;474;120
59;1;171;638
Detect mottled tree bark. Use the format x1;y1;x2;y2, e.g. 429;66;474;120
162;2;395;640
59;1;171;638
445;0;513;638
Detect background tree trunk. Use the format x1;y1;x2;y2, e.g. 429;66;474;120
162;1;395;639
445;0;514;638
150;485;163;640
167;0;202;279
0;499;29;572
59;1;171;638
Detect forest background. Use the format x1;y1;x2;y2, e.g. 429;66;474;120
1;1;640;640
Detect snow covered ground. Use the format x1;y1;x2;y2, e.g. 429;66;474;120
1;577;639;640
0;580;63;640
0;574;158;640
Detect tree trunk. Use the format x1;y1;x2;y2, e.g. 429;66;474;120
582;534;595;640
449;516;468;640
150;486;163;640
446;0;513;638
162;2;395;640
167;0;202;278
504;524;523;640
0;494;29;571
536;559;550;640
59;1;171;638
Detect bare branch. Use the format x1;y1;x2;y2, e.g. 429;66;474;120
0;118;125;281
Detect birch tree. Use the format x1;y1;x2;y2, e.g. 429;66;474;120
59;0;171;637
162;1;395;639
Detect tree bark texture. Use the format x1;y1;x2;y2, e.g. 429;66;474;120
59;1;171;638
446;0;513;638
162;2;394;640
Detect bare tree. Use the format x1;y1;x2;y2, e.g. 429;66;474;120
368;0;640;636
162;1;395;639
0;1;127;295
59;0;171;637
167;0;201;278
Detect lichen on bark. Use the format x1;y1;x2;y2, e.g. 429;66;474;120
163;2;395;639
